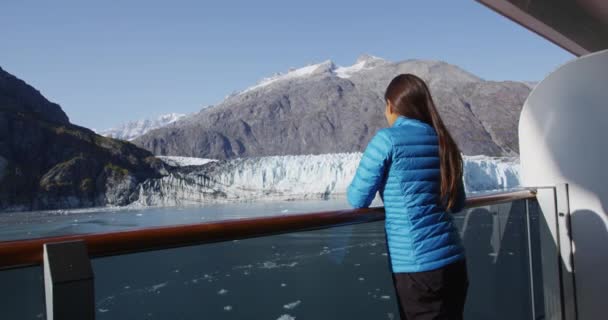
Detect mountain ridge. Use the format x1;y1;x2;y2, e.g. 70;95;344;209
0;66;165;211
97;113;187;141
134;56;529;159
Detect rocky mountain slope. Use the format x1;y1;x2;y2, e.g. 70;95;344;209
134;55;531;159
0;66;165;211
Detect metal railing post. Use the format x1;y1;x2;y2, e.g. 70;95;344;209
43;240;95;320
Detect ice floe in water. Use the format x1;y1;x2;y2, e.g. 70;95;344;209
260;261;298;269
149;282;167;292
218;289;228;295
223;305;232;311
283;300;302;310
277;315;296;320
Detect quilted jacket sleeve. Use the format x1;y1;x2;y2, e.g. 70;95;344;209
347;130;393;208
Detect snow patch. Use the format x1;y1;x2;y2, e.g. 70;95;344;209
240;55;388;94
98;113;187;141
240;61;333;94
335;55;386;78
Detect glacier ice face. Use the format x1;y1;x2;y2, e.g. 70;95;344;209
463;155;520;193
157;156;217;167
133;153;520;207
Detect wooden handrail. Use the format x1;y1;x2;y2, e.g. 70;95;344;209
0;189;535;269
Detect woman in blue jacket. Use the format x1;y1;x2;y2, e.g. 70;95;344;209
347;74;467;320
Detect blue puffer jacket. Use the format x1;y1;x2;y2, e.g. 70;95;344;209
347;116;466;273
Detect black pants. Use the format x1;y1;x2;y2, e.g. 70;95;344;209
391;260;469;320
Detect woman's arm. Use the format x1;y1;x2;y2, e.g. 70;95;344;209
347;130;392;208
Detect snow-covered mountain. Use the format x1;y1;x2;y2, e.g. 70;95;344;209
98;113;187;141
134;153;520;207
135;55;530;159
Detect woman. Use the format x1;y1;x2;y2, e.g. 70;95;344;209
347;74;468;320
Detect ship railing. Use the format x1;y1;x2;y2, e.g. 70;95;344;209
1;189;572;320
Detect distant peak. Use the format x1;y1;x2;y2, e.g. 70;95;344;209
334;55;388;79
313;60;336;73
240;60;335;95
355;54;385;64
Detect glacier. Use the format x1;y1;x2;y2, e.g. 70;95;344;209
157;156;217;167
134;153;520;207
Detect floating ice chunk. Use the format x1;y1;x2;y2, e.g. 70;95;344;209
380;295;391;300
281;283;287;287
98;308;109;313
150;282;167;292
224;305;232;311
283;300;301;310
260;261;298;269
218;289;228;295
277;314;296;320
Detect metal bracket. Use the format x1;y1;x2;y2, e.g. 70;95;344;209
43;240;95;320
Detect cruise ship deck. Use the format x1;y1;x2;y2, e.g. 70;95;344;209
1;0;607;319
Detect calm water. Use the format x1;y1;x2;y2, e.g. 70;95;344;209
0;199;358;242
0;199;541;320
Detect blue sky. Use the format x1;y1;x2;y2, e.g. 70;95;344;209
0;0;573;129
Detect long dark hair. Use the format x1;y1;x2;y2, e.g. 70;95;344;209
384;74;463;210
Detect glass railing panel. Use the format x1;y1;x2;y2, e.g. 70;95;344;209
91;221;400;320
0;196;547;320
527;198;547;320
452;199;543;320
0;266;45;319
